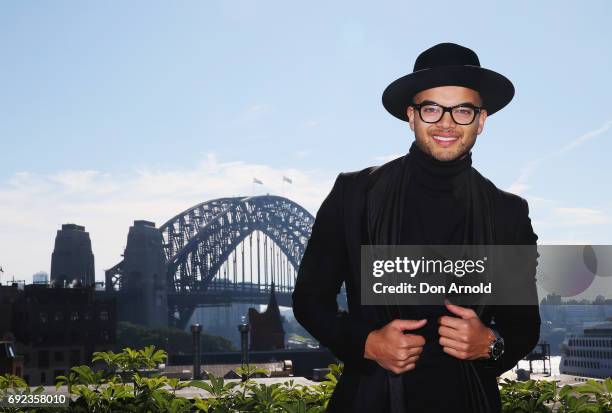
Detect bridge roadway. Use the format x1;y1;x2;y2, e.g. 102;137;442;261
167;290;347;309
167;288;294;307
99;286;347;309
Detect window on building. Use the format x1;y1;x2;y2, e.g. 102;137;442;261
70;311;79;321
100;330;110;342
99;310;108;321
69;349;80;366
38;350;49;368
39;312;48;323
40;371;46;385
54;311;64;322
54;351;64;362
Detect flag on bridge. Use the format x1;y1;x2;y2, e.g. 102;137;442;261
253;177;264;185
282;176;292;184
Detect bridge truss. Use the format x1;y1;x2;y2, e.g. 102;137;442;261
106;195;315;328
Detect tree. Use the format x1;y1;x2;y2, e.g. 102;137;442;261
115;322;235;354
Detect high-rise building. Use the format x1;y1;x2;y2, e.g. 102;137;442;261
32;271;49;285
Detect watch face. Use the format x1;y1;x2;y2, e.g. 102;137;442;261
492;341;504;359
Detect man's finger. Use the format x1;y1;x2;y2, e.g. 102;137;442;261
444;302;476;319
392;318;427;332
392;349;422;363
394;355;420;368
438;315;466;330
439;336;469;352
438;325;466;342
389;363;416;375
393;345;423;360
400;333;426;348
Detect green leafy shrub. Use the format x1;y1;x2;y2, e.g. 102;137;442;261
499;377;612;413
0;347;609;412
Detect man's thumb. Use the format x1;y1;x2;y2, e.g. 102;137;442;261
392;318;427;331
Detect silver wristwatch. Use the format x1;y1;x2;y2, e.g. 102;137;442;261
488;328;504;361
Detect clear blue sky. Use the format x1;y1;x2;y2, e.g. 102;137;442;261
1;1;611;289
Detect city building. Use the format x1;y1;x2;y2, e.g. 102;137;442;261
0;341;23;377
560;319;612;379
248;283;285;351
7;284;116;385
32;271;49;285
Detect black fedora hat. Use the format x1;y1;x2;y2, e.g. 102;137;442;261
382;43;514;122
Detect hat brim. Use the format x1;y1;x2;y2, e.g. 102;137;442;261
382;65;514;122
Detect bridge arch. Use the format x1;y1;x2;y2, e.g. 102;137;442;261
106;195;315;328
161;195;314;292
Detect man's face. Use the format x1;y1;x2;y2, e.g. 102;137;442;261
406;86;487;162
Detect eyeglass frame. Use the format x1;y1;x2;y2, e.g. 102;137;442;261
410;100;484;125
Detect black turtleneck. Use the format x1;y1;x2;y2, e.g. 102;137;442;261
401;141;472;245
394;141;474;413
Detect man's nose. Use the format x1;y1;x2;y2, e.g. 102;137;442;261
437;110;456;129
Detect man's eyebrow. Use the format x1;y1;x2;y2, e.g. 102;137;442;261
455;101;479;107
416;100;479;106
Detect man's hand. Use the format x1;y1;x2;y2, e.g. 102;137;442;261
438;299;495;360
364;319;427;374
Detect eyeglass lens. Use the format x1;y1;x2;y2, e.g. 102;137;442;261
419;104;476;125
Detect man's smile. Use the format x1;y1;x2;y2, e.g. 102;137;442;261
432;134;459;147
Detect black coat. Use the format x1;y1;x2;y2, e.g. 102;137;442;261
292;154;541;413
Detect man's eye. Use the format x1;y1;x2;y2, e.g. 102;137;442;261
455;108;473;115
423;106;439;113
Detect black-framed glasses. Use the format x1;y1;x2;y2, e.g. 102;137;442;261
411;102;483;125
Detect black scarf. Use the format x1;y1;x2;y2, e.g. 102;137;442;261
364;142;495;413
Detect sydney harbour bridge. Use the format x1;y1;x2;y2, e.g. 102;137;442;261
104;195;318;329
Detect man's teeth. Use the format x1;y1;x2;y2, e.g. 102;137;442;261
433;136;458;141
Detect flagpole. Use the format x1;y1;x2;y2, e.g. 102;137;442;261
281;176;292;198
252;178;264;195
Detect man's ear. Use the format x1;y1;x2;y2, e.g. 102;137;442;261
476;109;488;135
407;106;415;131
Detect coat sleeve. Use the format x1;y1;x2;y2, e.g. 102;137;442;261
480;197;541;377
292;173;375;370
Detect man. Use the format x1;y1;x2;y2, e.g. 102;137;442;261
292;43;541;413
